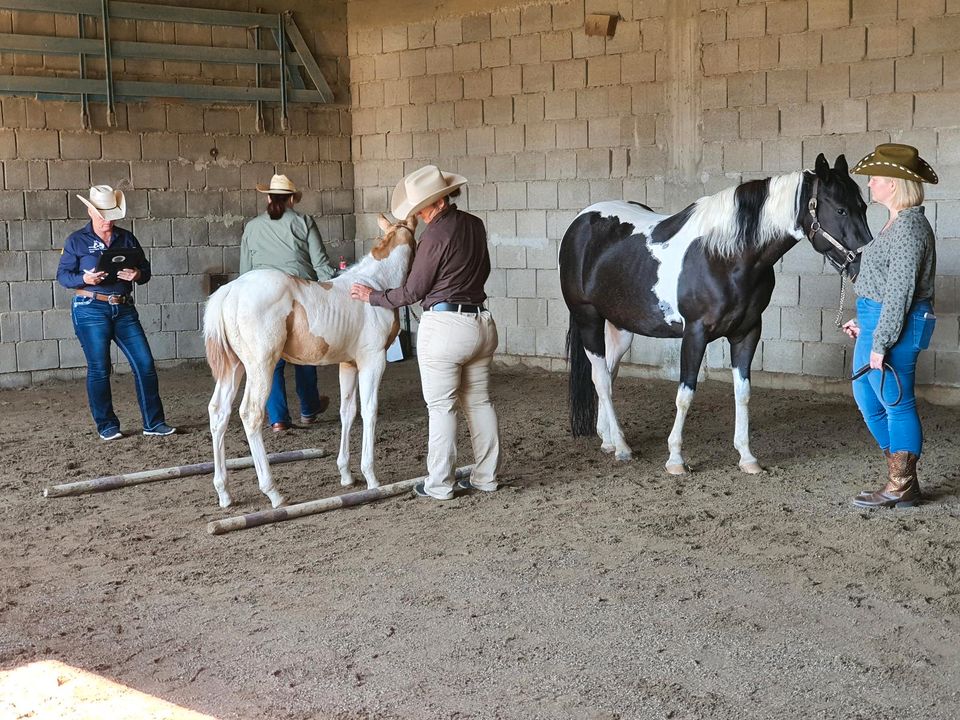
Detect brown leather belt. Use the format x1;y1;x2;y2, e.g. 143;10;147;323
75;289;131;305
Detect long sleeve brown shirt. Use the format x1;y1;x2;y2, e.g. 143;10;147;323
369;204;490;310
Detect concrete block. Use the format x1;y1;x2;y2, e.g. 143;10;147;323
171;274;208;304
915;92;960;128
521;3;552;33
727;72;766;107
822;27;865;65
801;342;845;376
42;308;73;340
400;48;427;78
576;148;611;178
19;310;42;341
516;210;546;238
435;18;461;45
727;4;765;39
454;42;482;73
934;350;960;386
823;99;866;134
25;191;67;220
462;14;491;43
895;55;943;93
17;339;58;371
0;192;25;220
131;219;171;248
770;273;799;307
915;15;960;55
527;181;559;210
867;94;914;132
779;31;822;70
160;303;198;332
523;64;554;93
761;339;802;374
186;191;222;217
412;131;440;159
506;268;537;298
702;109;740;141
542;31;573;63
849;59;895;97
0;312;19;342
702;41;739;76
16;130;59;160
780;104;822;137
491;8;520;38
208;221;243;247
505;325;536;355
492;66;523;96
587;55;621;87
497;182;527;210
173;218;207;247
807;0;850;29
454;99;483;128
547;150;579;180
151;247;188;275
526;121;557;152
148;191;186;219
799;274;844;308
11;280;52;310
496;245;526;269
536;268;563;299
438;129;467;157
58;132;101;161
808;64;851;103
867;24;914;60
130;161;169;190
176;329;205;358
766;69;807;106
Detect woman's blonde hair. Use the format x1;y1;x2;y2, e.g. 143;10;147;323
890;176;924;210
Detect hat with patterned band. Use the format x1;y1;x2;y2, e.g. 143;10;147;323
77;185;126;221
851;143;939;184
391;165;468;219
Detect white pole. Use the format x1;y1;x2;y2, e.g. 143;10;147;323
43;448;330;498
207;465;475;535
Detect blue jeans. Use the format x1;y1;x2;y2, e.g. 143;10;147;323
266;359;322;425
71;296;166;434
852;297;934;456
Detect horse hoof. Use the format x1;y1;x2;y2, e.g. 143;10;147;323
665;463;688;475
218;496;233;509
340;477;355;487
739;461;764;474
600;444;615;455
615;450;633;462
269;493;287;508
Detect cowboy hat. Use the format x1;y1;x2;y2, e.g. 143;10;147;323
77;185;126;221
391;165;467;219
851;143;939;184
256;174;302;200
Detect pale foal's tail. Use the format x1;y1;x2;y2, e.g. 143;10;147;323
203;285;239;381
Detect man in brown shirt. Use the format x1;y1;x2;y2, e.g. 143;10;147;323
351;165;501;500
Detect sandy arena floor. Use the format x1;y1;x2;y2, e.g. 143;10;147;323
1;360;959;720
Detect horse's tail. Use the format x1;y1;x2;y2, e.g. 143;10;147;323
567;314;597;437
203;285;239;382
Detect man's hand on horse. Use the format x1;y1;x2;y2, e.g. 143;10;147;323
841;319;860;339
350;283;373;303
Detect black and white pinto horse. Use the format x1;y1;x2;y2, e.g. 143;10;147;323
560;154;872;474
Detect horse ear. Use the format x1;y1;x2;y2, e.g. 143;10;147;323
377;213;392;234
834;154;849;176
815;153;830;182
403;215;418;232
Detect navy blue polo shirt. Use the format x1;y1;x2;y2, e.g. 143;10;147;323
56;222;152;296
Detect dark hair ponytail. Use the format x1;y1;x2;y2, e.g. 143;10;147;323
267;194;289;220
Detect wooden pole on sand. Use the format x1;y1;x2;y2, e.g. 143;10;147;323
43;448;330;498
207;464;475;536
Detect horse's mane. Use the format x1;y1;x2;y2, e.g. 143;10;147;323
692;171;805;258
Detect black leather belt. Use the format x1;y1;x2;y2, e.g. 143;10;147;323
75;290;131;305
429;302;484;313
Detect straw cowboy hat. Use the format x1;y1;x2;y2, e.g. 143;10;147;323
851;143;939;184
391;165;467;219
77;185;126;221
256;174;302;201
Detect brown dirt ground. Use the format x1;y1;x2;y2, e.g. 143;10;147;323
1;360;959;720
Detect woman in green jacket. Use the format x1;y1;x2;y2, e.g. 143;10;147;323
240;174;336;431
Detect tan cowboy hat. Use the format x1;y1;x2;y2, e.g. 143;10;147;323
391;165;467;219
851;143;938;184
256;174;302;200
77;185;126;221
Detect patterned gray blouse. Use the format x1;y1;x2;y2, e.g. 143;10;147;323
855;206;936;354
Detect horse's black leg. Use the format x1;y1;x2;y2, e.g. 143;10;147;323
729;325;763;473
665;324;708;474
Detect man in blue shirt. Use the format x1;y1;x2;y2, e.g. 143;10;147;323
57;185;176;440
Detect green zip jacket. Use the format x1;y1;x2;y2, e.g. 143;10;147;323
239;209;336;281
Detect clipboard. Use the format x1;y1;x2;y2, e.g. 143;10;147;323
95;246;145;280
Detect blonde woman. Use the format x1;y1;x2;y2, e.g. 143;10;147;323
842;144;938;508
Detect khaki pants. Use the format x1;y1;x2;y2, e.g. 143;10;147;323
417;309;500;499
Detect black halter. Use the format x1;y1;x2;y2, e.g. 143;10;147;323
806;177;863;277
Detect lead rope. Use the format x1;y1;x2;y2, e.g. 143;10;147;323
834;274;846;330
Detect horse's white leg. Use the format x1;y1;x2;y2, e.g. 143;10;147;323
239;364;285;508
665;384;695;474
585;349;632;461
732;368;762;473
666;327;707;475
209;362;244;507
356;352;386;489
598;322;633;453
337;362;359;487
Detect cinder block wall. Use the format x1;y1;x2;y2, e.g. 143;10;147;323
0;1;352;387
348;0;960;395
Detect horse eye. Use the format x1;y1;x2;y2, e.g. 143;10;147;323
837;208;847;216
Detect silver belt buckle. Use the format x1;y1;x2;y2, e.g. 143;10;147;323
108;295;122;305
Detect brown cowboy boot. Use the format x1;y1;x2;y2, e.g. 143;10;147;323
852;451;921;509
